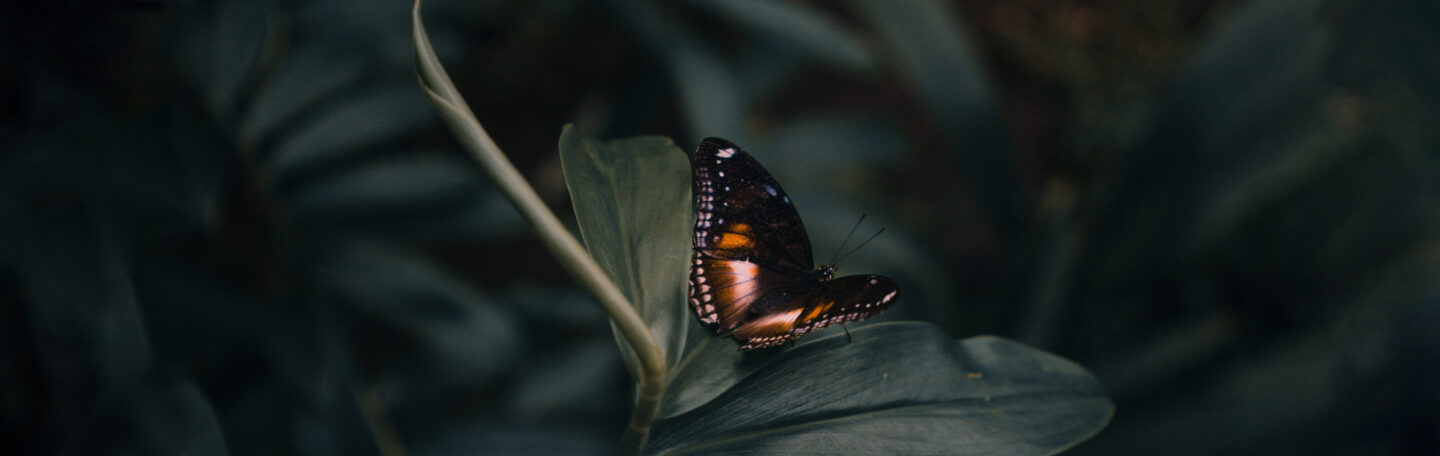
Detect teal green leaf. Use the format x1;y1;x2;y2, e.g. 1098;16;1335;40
239;44;365;145
670;39;749;144
649;325;1114;455
854;0;1022;233
65;379;230;456
689;0;874;70
267;86;435;178
169;0;270;113
757;116;904;192
559;126;693;374
313;240;522;382
285;152;481;224
207;0;270;112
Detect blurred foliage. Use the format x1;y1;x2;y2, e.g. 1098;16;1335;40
3;0;1439;455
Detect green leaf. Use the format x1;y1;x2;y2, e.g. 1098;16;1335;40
558;126;693;374
670;39;750;144
757;116;904;192
284;152;482;226
266;86;435;178
5;219;232;454
688;0;874;71
170;0;271;114
63;378;230;456
299;0;477;66
1070;1;1440;452
1082;0;1432;294
655;317;759;419
649;325;1113;455
414;426;613;456
854;0;1022;234
509;342;627;421
312;240;522;383
6;217;152;384
239;44;366;145
207;0;270;112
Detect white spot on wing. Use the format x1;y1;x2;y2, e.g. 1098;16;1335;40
884;290;898;301
716;148;736;158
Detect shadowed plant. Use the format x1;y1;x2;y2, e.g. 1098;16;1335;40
412;2;1112;454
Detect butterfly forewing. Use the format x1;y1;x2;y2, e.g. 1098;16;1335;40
691;138;813;271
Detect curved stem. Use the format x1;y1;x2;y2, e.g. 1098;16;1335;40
411;2;666;453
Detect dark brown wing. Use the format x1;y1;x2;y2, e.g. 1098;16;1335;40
689;137;813;331
729;275;900;350
691;137;812;271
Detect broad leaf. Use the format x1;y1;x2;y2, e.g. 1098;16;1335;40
310;240;522;384
669;39;750;145
267;86;435;179
285;152;483;229
854;0;1022;233
650;325;1113;455
559;126;694;374
688;0;874;71
239;44;365;144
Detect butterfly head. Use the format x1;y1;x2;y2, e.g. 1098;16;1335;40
817;264;836;281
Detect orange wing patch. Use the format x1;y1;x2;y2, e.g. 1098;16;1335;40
713;232;755;250
693;258;772;331
801;301;834;322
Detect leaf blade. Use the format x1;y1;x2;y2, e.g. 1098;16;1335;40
650;324;1113;455
559;126;694;372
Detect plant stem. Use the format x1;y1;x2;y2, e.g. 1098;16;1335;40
411;2;666;453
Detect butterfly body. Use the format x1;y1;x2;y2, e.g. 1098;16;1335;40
687;137;900;350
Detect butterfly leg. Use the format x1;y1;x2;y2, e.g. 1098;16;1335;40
841;324;852;343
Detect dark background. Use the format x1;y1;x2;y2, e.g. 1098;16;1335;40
3;0;1438;454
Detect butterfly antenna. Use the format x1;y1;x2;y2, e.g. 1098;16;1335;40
830;213;868;265
833;226;886;265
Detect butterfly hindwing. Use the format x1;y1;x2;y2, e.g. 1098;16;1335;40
689;253;788;331
729;275;900;350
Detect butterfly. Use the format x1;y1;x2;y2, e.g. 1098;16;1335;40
688;137;900;350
